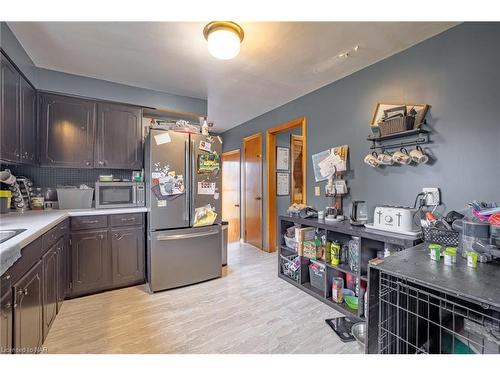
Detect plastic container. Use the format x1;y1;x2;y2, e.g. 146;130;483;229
467;252;478;269
56;188;94;209
444;250;454;266
0;190;12;213
308;261;325;292
445;247;457;263
284;235;297;250
429;243;442;261
345;295;359;310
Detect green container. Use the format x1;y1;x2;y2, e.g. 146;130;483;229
467;252;478;268
429;244;442;261
345;295;359;310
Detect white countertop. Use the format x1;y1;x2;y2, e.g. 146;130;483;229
0;207;148;275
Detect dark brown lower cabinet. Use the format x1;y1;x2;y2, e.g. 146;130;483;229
13;261;44;354
42;245;58;339
56;237;66;312
70;230;110;296
0;290;13;354
111;227;145;286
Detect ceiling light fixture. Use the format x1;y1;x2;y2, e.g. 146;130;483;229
203;21;244;60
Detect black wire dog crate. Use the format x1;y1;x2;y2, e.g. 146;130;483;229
378;272;500;354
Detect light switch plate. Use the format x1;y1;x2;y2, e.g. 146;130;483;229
423;188;440;206
315;186;321;196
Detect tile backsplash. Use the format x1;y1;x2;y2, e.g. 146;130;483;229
1;164;134;189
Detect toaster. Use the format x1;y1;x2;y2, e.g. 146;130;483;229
372;206;419;234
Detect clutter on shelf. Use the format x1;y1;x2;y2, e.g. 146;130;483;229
365;103;431;168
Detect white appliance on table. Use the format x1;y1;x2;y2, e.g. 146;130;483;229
364;206;421;237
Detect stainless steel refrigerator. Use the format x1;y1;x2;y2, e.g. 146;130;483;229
145;129;222;292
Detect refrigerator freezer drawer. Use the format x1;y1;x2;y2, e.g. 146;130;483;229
148;226;222;292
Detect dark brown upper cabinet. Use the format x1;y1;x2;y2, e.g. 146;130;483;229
20;77;37;164
39;93;96;168
95;103;143;169
1;54;21;163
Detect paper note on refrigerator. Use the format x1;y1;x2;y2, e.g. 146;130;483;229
154;132;171;145
198;182;216;195
199;140;212;152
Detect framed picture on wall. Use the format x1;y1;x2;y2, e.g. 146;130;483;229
276;172;290;196
276;146;289;171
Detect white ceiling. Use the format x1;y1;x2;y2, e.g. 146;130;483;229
8;22;457;131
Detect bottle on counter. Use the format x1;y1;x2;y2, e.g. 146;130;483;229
31;187;45;210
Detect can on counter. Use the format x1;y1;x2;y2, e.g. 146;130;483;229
331;277;344;303
330;241;341;266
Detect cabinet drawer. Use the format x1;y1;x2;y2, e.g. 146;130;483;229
71;215;108;231
110;213;143;227
5;238;43;288
42;226;59;251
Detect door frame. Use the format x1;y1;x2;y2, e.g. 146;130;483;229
243;132;263;249
266;117;307;252
222;149;241;242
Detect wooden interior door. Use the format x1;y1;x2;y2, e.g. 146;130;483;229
290;134;304;204
243;133;263;249
222;150;241;243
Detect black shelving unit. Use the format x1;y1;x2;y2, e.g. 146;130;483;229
278;216;420;321
367;128;430;151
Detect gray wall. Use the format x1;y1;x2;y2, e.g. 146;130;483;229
0;22;207;115
222;22;500;246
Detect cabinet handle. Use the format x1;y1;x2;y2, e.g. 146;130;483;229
13;303;17;308
99;234;104;239
85;161;91;166
24;288;28;295
3;274;10;280
121;217;135;222
83;220;99;224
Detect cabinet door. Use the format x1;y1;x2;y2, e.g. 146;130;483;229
70;230;110;295
111;227;145;286
42;246;58;339
56;237;66;312
0;54;20;163
96;103;142;169
39;93;96;168
0;290;13;354
13;260;44;354
20;77;37;164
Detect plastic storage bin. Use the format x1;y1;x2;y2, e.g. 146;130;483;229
56;188;94;209
308;260;326;292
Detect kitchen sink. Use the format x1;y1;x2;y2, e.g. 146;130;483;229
0;229;26;244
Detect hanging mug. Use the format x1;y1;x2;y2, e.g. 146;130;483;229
410;146;429;164
377;151;394;165
364;151;379;168
392;147;411;165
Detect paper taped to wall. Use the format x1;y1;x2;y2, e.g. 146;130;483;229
154;132;171;145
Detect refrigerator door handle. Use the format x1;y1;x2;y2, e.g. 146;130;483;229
157;229;219;241
184;139;190;223
191;139;196;225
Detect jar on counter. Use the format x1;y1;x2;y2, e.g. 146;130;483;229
31;188;45;210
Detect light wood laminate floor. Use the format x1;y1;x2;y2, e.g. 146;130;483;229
44;242;362;354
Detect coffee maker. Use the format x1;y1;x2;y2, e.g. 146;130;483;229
350;201;368;226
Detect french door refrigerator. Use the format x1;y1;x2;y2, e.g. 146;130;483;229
145;128;222;292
